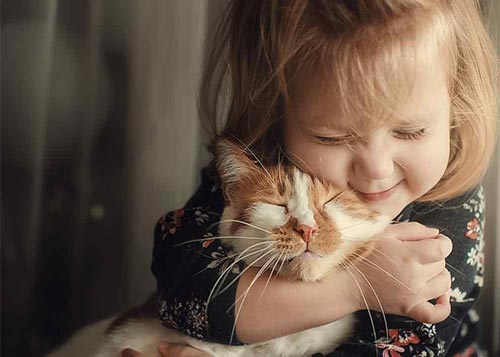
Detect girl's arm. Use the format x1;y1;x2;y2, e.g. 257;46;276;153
153;180;451;345
235;222;451;343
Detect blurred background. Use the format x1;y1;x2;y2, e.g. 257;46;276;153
1;1;499;356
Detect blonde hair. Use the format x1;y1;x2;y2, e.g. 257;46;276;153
198;0;498;201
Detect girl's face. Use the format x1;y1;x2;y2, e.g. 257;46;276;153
284;58;451;219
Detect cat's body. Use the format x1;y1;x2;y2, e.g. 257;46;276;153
95;139;390;357
96;313;354;357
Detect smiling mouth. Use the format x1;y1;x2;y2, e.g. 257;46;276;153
354;182;401;202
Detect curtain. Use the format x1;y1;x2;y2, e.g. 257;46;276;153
2;0;210;355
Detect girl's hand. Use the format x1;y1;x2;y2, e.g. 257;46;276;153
348;222;452;324
121;342;213;357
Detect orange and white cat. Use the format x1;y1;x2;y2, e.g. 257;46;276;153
95;139;391;357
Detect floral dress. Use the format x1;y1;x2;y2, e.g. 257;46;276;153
151;170;487;356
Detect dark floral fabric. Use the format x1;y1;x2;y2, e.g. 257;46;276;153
151;170;487;356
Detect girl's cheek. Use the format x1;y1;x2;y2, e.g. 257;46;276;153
312;150;351;189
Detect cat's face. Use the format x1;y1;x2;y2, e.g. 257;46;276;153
215;139;391;282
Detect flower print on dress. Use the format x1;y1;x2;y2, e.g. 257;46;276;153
194;208;211;226
375;329;422;357
465;218;480;240
466;241;485;287
158;296;208;339
205;245;241;276
450;286;474;303
159;209;185;240
462;187;484;218
201;232;215;248
461;187;485;288
416;323;436;344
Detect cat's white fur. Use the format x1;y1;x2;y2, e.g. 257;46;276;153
95;316;354;357
94;167;390;357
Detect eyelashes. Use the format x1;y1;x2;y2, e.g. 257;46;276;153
313;128;427;146
314;136;354;146
392;128;426;140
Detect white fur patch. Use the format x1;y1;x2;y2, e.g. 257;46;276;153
325;202;391;241
93;315;354;357
289;169;316;227
249;203;288;230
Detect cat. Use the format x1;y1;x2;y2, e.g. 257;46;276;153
94;138;391;357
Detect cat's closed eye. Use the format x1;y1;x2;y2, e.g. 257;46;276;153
276;204;289;214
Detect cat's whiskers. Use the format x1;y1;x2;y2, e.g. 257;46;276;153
214;219;272;234
346;249;416;294
229;251;281;343
277;146;284;187
344;246;463;324
229;135;278;187
343;259;389;341
175;235;270;247
213;244;277;302
258;251;284;302
251;188;284;197
206;243;274;309
340;238;400;267
446;262;466;277
232;253;281;312
339;260;378;357
338;220;374;232
277;252;288;277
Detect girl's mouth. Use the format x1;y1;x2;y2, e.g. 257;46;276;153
355;181;401;202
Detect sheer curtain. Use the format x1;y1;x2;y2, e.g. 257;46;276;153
2;0;210;355
2;1;498;356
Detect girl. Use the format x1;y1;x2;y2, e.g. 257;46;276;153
128;0;497;356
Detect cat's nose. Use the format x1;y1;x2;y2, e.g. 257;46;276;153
295;224;317;243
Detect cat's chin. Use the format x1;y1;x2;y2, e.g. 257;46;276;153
282;253;335;282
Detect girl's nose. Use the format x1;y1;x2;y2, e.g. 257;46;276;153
295;223;317;243
353;139;394;180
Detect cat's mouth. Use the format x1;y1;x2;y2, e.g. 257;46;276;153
289;250;323;260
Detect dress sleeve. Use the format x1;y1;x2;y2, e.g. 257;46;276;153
151;186;245;345
329;186;487;357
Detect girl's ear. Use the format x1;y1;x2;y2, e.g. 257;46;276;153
214;138;256;203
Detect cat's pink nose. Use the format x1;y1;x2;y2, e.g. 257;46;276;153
295;224;317;243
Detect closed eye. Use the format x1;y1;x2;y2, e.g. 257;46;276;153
323;192;343;208
277;204;289;214
314;135;355;146
392;128;426;140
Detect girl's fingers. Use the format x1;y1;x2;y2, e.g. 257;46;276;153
407;290;451;324
408;235;453;264
421;269;452;301
384;222;440;241
158;342;213;357
421;260;447;281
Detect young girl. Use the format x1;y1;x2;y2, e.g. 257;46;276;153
127;0;497;356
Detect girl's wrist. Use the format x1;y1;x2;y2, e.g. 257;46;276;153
326;268;364;315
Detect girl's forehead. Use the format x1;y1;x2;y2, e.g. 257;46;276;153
287;50;451;132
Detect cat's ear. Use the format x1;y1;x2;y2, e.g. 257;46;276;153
215;138;257;203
